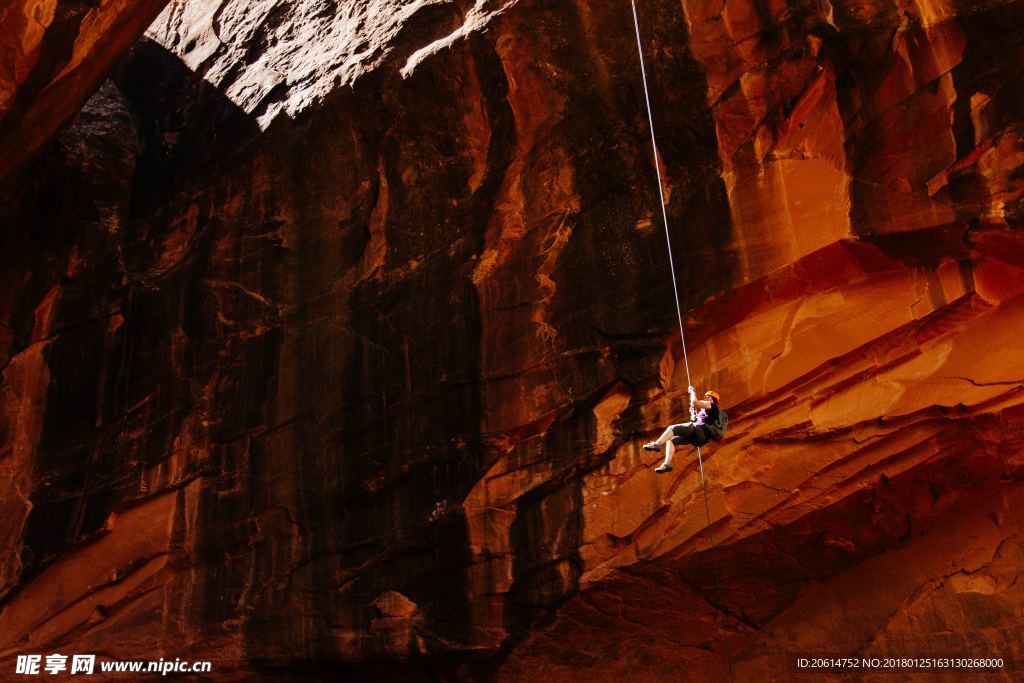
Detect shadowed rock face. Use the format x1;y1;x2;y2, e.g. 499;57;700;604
1;0;1023;680
0;0;171;181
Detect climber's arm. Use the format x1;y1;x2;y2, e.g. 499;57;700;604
688;385;712;410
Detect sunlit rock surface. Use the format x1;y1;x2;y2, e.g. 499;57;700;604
1;0;1022;679
145;0;520;128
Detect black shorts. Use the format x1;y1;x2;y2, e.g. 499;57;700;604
671;423;709;447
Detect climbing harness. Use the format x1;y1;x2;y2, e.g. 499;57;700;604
628;2;735;681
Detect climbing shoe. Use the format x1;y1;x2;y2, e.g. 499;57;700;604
655;463;672;474
642;441;661;452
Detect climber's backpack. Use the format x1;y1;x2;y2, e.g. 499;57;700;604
704;409;729;441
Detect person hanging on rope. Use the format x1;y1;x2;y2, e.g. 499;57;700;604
643;386;727;474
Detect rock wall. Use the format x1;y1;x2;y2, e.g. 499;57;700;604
0;0;170;180
1;0;1023;679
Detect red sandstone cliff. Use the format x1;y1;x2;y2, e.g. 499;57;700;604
1;0;1023;680
0;0;170;180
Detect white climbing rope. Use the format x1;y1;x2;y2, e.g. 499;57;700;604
629;2;735;681
629;0;691;381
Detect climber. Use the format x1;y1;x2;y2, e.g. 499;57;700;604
643;386;727;474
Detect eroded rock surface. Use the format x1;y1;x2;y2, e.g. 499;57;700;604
1;0;1023;679
146;0;520;128
0;0;170;180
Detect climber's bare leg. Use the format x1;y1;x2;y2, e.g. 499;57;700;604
655;425;676;445
644;424;683;452
655;439;676;473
